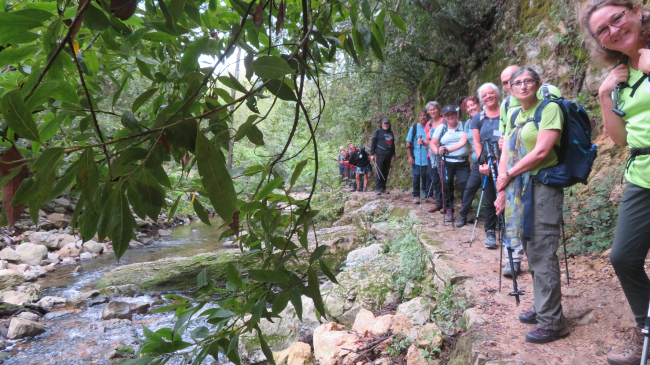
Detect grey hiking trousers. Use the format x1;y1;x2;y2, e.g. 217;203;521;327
522;183;567;331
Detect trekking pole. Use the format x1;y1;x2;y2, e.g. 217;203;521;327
470;174;488;246
641;302;650;365
419;135;423;210
440;157;445;225
561;216;570;286
499;223;503;292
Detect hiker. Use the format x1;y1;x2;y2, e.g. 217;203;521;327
338;147;348;184
425;101;444;210
455;95;481;228
582;1;650;363
406;110;432;204
495;66;568;344
430;105;471;223
460;86;502;250
348;145;370;192
370;118;396;195
498;65;526;277
346;142;356;190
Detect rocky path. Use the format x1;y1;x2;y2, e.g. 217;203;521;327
384;190;632;365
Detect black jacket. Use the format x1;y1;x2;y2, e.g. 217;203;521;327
370;128;395;157
348;148;370;167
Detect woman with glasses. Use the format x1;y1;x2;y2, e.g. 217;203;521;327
494;66;568;344
581;1;650;363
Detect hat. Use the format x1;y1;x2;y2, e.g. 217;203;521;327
380;118;391;125
442;105;458;115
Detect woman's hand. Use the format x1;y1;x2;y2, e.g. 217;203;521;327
496;173;511;192
498;135;504;150
479;164;490;175
495;192;506;216
640;49;650;75
599;64;629;99
439;146;448;155
370;155;375;161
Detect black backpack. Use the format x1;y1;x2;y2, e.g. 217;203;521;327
509;97;597;187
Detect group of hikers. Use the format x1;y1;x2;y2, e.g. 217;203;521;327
337;0;650;362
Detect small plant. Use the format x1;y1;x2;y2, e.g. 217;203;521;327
382;334;414;359
431;285;467;336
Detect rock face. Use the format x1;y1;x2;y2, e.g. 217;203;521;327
15;243;48;265
96;251;240;291
29;232;60;249
7;317;45;339
102;301;132;320
0;269;25;289
313;323;361;365
345;243;384;267
397;297;433;326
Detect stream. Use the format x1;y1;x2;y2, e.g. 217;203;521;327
3;219;230;365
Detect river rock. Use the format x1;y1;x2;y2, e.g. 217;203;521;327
83;240;103;254
7;317;45;339
158;229;173;236
17;312;40;321
36;296;67;310
313;322;361;365
61;257;75;265
29;232;60;249
287;342;313;365
273;348;290;365
47;253;60;264
1;290;33;305
345;243;384;268
0;261;6;270
0;248;19;263
99;284;143;298
43;310;71;320
56;243;80;258
397;297;433;326
69;290;109;308
102;301;133;320
15;243;47;266
79;252;93;260
129;302;150;315
56;234;76;245
22;265;47;281
47;213;70;228
0;269;25;289
53;198;71;208
104;318;132;330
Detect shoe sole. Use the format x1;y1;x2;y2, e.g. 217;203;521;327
525;328;570;344
485;245;497;250
606;358;641;365
519;316;538;324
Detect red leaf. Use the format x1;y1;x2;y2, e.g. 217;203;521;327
228;211;240;237
253;1;264;28
69;0;88;40
0;146;28;228
181;151;190;168
275;1;286;35
111;0;138;20
160;135;171;154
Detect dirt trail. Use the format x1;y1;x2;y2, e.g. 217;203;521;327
382;191;634;365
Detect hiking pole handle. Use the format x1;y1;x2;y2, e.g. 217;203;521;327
641;307;650;365
613;83;628;117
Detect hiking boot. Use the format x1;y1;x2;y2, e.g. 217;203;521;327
445;209;453;223
607;327;644;365
519;311;538;324
467;209;475;223
424;197;433;203
413;197;420;204
363;187;368;192
375;190;382;195
485;230;497;249
428;205;441;213
503;262;521;278
350;188;357;192
455;215;467;227
381;189;389;194
525;327;570;344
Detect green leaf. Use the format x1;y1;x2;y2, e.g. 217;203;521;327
233;115;258;142
251;56;293;80
190;326;209;340
246;125;264;146
169;0;186;24
167;195;182;222
226;263;243;289
308;267;326;320
1;89;40;142
370;33;384;61
0;45;38;67
82;50;99;75
256;177;282;200
76;148;99;204
39;114;67;143
271;291;291;314
180;36;209;76
309;245;327;264
32;147;63;172
361;0;371;20
25;81;58;111
48;162;78;201
197;268;207;289
132;88;159;113
137;170;164;221
195;132;238;224
319;259;339;284
11;177;37;206
289;288;302;320
247;269;289;283
266;79;297;101
257;327;276;365
136;59;155;80
109;189;134;260
121;111;139;130
83;2;110;31
389;12;406;32
350;2;358;25
0;9;49;29
52;81;79;104
97;184;115;242
0;30;39;46
193;199;211;225
352;28;365;58
290;159;308;187
218;72;248;94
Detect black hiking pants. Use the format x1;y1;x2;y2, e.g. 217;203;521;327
610;182;650;328
441;159;470;213
374;154;392;191
460;162;497;230
428;162;443;209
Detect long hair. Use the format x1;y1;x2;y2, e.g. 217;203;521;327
580;0;650;66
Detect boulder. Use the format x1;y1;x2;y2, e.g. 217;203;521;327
68;290;109;308
129;302;150;315
370;314;412;335
0;248;20;263
102;301;132;320
99;284;143;298
29;232;60;249
287;342;313;365
1;291;33;305
104;318;132;330
416;323;444;350
273;348;290;365
344;200;361;212
15;243;48;265
406;344;439;365
158;229;173;236
313;322;361;365
56;243;80;258
47;213;71;228
17;312;40;321
47;252;60;264
345;243;384;268
0;269;25;289
36;296;67;310
82;240;103;254
0;261;6;270
56;234;76;245
351;308;376;333
397;297;433;326
7;317;45;339
370;222;395;241
462;308;486;329
43;310;71;320
53;198;71;207
22;265;47;281
79;252;93;260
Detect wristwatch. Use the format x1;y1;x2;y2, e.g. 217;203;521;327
505;171;512;178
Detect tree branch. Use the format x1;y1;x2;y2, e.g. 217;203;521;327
418;52;452;68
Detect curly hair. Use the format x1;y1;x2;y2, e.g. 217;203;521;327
461;95;480;111
580;0;650;66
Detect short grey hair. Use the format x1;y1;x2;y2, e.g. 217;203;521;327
477;83;501;105
425;101;442;112
509;66;542;85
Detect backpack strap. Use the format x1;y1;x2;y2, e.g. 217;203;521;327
532;99;562;156
541;85;551;100
510;108;522;130
504;95;510;111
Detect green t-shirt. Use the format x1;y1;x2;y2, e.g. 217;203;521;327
505;99;563;175
617;65;650;189
499;95;521;133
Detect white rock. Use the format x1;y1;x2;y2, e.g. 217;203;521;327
82;240;103;254
56;243;80;258
29;232;60;249
345;243;384;267
158;229;173;236
0;260;7;270
36;296;67;310
17;312;40;321
61;257;75;265
7;317;45;339
0;269;25;289
1;291;33;305
15;243;48;265
47;252;60;264
79;252;93;260
0;248;20;262
396;297;433;326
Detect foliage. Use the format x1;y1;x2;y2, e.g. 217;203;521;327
431;285;467;336
382;334;414;360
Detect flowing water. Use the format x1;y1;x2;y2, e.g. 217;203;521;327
3;220;230;365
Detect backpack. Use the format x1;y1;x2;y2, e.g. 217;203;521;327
509;97;597;187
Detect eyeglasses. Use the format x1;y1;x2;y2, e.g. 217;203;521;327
511;78;537;88
593;10;628;41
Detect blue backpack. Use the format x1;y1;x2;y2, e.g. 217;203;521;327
510;97;597;187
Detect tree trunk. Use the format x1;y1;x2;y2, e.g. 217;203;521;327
227;48;241;170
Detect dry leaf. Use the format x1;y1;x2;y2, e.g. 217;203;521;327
275;1;285;35
111;0;139;21
0;146;28;228
229;211;240;237
253;1;264;28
